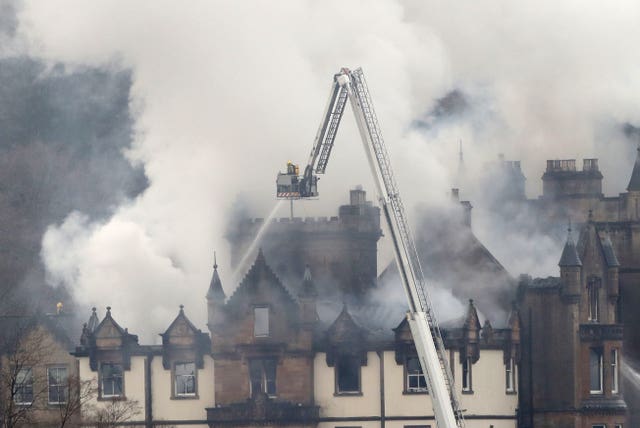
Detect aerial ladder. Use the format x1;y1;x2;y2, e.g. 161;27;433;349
276;68;465;428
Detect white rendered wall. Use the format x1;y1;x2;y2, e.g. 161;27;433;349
151;354;214;425
314;351;381;418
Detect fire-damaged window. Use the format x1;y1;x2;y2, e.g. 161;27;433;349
462;356;472;393
100;363;124;398
590;348;604;394
254;307;269;337
174;362;197;397
336;355;361;394
249;358;276;397
405;355;428;393
587;277;600;322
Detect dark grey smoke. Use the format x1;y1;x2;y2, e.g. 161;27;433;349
0;56;145;314
412;89;470;129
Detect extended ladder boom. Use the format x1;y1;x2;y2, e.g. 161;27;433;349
340;68;465;428
279;68;465;428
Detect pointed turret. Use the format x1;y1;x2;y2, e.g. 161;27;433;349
87;307;99;332
559;224;582;299
559;225;582;267
627;145;640;191
206;252;226;301
462;299;480;364
207;253;226;330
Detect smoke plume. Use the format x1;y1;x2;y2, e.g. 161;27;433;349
4;0;636;339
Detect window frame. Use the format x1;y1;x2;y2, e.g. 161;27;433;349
173;361;198;399
334;355;362;395
249;358;277;397
47;365;69;405
253;306;270;338
589;348;604;395
13;367;34;405
505;357;516;393
99;362;124;399
404;355;428;394
461;356;472;394
611;348;619;394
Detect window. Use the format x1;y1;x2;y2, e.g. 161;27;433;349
506;358;516;392
590;348;603;394
462;357;472;393
405;355;428;393
614;424;623;428
336;355;360;394
588;277;600;322
254;307;269;337
48;366;68;404
249;359;276;396
592;425;606;428
611;349;619;394
175;362;196;397
14;368;33;405
100;363;123;398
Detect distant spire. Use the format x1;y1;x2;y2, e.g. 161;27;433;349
87;307;99;332
627;143;640;191
559;223;582;267
207;252;226;301
299;264;317;297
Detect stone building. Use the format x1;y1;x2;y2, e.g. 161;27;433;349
73;251;520;427
227;187;382;297
0;311;80;427
518;224;626;428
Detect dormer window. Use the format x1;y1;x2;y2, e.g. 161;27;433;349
335;355;361;394
175;362;197;397
100;363;123;398
254;307;269;337
587;277;600;322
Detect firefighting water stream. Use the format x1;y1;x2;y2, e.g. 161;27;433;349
231;199;284;283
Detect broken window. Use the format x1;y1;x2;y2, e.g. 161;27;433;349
405;355;428;393
249;358;276;396
590;348;603;394
254;307;269;337
336;355;360;394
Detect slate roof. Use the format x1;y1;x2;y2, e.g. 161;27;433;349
559;228;582;267
627;146;640;191
207;255;226;301
600;234;621;267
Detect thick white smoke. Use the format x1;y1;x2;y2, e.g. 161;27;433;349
19;1;640;339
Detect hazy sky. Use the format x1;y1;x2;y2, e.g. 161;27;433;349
9;1;639;339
